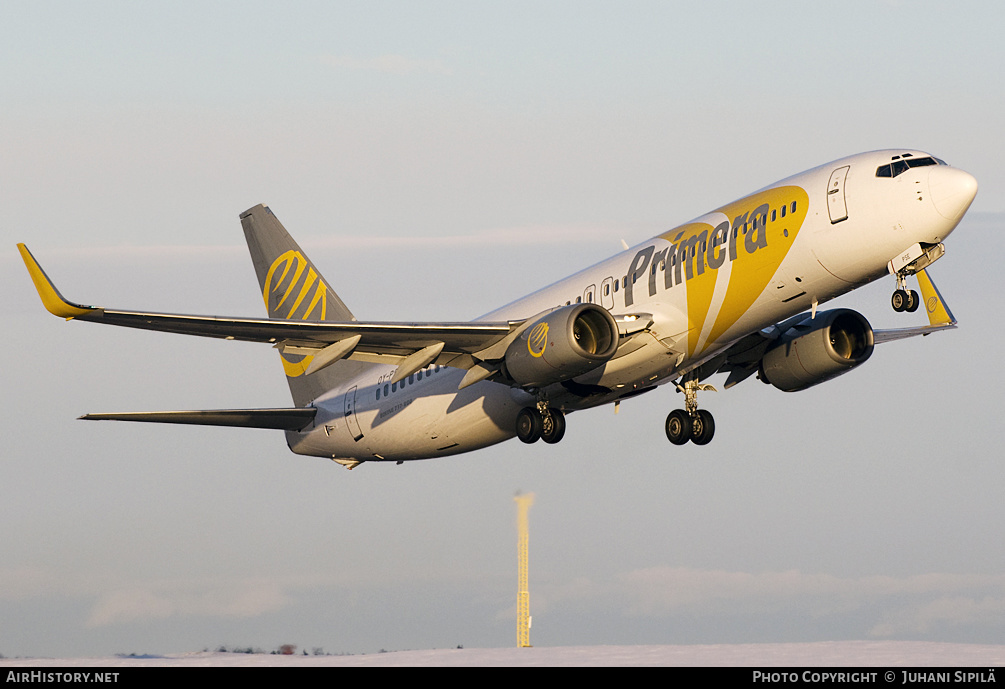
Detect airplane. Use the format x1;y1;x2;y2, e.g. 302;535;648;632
19;149;977;469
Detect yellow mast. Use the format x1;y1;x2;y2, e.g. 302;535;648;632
514;492;535;648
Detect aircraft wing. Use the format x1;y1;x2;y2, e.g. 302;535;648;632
79;408;317;430
714;268;956;388
18;244;517;380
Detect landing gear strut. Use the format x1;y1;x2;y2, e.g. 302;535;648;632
516;402;566;444
665;376;716;446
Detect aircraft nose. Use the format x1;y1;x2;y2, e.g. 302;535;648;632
929;166;978;221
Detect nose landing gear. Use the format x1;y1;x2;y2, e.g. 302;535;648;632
889;243;945;313
892;273;920;313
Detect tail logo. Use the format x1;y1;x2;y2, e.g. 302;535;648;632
264;250;328;377
527;323;549;358
264;250;328;320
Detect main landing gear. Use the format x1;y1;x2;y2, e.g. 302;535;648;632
516;402;566;444
665;377;716;446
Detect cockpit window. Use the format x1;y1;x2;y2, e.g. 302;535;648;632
875;156;940;178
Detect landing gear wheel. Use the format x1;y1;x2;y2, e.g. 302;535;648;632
665;409;692;446
892;289;908;312
540;409;566;444
516;407;543;444
690;409;715;446
906;290;920;312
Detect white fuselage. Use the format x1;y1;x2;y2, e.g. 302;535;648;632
286;150;976;463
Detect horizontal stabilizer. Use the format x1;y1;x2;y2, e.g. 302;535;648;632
79;408;317;431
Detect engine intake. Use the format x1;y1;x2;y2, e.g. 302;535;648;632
759;309;875;392
504;303;619;388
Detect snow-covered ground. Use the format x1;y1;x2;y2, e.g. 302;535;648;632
3;642;1005;667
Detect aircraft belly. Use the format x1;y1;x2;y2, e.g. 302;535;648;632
288;372;521;462
366;379;518;460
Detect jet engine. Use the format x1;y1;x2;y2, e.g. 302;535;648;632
758;309;875;392
504;303;620;388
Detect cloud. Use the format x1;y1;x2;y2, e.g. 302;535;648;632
3;224;621;263
304;224;622;250
537;567;1005;638
870;596;1005;637
86;579;291;627
612;568;1005;611
316;54;452;76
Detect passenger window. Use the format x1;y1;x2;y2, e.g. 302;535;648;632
790;201;797;213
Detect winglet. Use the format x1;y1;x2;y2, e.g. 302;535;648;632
916;268;955;326
17;244;96;319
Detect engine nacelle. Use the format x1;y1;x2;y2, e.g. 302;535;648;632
759;309;875;392
504;303;619;388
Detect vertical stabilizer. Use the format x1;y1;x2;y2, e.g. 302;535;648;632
240;204;370;406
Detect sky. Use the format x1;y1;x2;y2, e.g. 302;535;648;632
2;1;1005;658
